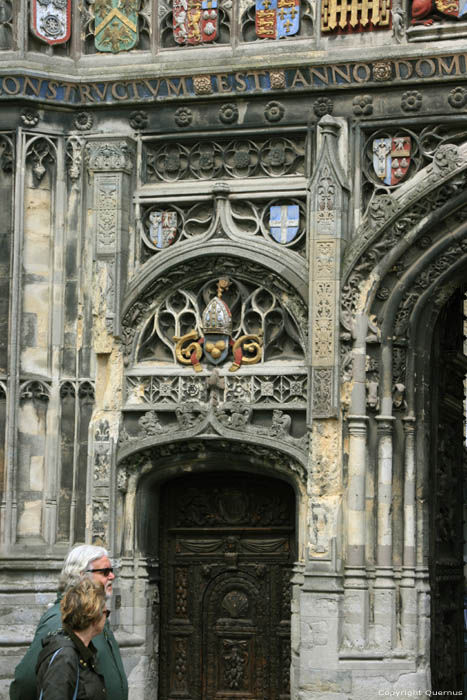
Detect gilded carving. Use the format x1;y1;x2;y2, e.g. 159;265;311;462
321;0;391;32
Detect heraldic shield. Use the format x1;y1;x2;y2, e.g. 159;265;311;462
94;0;139;53
149;211;178;249
173;0;218;45
31;0;71;45
269;205;299;244
372;136;411;187
256;0;300;39
435;0;467;17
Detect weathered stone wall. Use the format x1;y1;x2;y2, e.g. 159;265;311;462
0;2;467;697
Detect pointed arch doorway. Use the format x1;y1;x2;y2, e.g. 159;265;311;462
429;286;467;692
158;471;296;700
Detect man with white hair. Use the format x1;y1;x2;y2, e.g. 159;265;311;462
10;544;128;700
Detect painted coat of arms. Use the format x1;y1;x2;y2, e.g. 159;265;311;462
269;205;299;244
94;0;139;53
411;0;467;23
173;0;218;45
434;0;467;17
31;0;71;45
149;211;178;249
256;0;300;39
372;136;411;186
173;279;263;373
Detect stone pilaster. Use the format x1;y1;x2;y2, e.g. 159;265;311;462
86;138;134;548
86;137;135;340
309;115;349;418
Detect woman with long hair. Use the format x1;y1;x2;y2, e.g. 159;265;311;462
36;579;108;700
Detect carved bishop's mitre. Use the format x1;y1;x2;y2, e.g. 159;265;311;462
202;296;232;336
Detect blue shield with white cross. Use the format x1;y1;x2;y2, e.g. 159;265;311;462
269;205;299;244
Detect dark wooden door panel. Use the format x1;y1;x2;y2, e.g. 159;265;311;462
159;472;295;700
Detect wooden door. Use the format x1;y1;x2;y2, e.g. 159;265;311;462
159;472;295;700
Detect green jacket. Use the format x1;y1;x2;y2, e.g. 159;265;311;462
10;598;128;700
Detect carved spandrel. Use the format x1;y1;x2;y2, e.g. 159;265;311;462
136;277;304;367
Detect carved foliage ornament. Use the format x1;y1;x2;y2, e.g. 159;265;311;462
118;438;307;483
86;140;134;172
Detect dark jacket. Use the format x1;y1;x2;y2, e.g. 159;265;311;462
36;627;106;700
10;598;128;700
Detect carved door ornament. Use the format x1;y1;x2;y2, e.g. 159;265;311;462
31;0;71;45
255;0;300;38
173;279;263;372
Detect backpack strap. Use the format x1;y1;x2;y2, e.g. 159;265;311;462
38;647;80;700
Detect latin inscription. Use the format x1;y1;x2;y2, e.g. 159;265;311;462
0;54;466;105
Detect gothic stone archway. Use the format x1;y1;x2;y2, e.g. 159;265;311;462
429;287;466;692
340;140;467;689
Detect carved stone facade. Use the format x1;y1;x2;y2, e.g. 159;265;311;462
0;4;467;700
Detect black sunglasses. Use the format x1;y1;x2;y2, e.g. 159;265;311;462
104;609;111;618
87;567;114;577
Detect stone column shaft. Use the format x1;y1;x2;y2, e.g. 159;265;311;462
346;415;368;567
375;415;395;566
402;416;416;572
